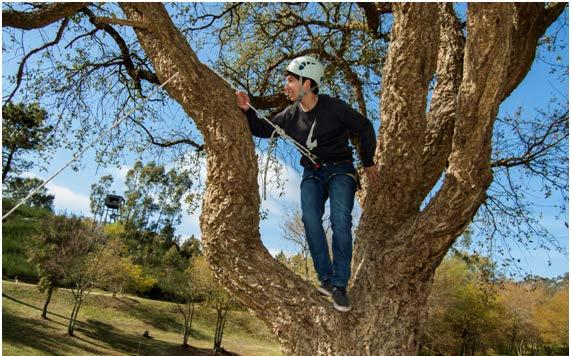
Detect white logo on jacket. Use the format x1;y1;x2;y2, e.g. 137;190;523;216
306;119;317;151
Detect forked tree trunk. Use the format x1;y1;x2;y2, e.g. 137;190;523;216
119;3;565;355
41;283;54;319
182;302;194;346
67;297;82;335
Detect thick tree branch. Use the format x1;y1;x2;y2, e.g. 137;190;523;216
539;3;568;35
502;3;567;101
364;3;440;225
250;94;288;111
357;2;392;39
418;3;514;254
418;4;465;200
117;6;345;346
2;2;88;30
93;16;149;28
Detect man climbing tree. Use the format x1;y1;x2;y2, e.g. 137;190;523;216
3;2;567;355
236;56;379;312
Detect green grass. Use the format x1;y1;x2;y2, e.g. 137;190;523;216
2;280;282;355
2;202;45;280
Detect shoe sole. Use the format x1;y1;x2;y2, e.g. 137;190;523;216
316;287;333;297
333;302;351;312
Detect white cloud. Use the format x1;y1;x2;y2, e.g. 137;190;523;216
45;182;91;216
17;172;91;216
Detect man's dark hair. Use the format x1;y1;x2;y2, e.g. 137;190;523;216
285;71;319;94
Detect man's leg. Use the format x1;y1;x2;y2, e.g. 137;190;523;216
328;173;356;288
300;172;332;284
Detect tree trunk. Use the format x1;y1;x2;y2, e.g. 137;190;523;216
68;293;83;335
213;308;228;351
118;3;565;355
182;302;194;346
2;146;16;181
41;283;54;319
67;300;79;335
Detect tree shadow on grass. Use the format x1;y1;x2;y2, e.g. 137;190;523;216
77;318;237;356
112;295;185;332
2;309;101;355
3;293;229;355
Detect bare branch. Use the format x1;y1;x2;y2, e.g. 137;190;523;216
491;111;569;168
129;116;205;151
81;8;160;91
186;3;242;31
64;28;99;49
4;18;69;105
3;2;88;30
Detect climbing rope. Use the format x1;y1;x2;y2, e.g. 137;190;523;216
262;130;278;200
210;68;320;166
2;72;180;221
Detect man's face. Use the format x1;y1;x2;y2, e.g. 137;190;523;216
284;74;308;101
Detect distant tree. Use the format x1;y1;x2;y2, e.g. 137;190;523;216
28;214;76;319
4;177;54;211
281;208;332;281
534;283;569;348
89;175;114;222
97;236;155;297
281;209;311;280
31;215;110;335
121;161;196;233
2;102;55;181
65;235;113;335
422;254;503;355
180;235;202;259
35;276;58;319
191;255;234;352
163;254;205;347
497;280;544;355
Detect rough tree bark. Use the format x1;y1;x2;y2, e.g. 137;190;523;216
4;2;565;355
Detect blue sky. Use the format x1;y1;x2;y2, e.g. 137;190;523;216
2;4;568;279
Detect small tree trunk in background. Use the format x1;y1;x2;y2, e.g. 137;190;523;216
182;302;194;346
68;294;83;335
213;307;229;351
41;283;54;319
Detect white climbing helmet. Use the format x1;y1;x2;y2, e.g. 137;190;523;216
286;56;325;87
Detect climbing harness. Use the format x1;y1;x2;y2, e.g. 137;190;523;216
2;72;180;221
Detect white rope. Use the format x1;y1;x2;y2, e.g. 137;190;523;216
210;68;319;165
262;130;278;200
2;72;180;221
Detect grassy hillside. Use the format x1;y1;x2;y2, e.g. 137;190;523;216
2;199;53;280
2;280;282;355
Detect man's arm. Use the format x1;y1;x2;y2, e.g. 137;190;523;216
236;91;283;138
336;98;380;185
336;99;376;167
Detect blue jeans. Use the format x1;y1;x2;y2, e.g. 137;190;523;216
300;162;357;288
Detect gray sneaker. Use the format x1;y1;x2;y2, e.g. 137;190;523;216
316;279;333;297
333;286;351;312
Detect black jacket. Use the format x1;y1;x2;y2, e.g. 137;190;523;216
244;94;376;167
